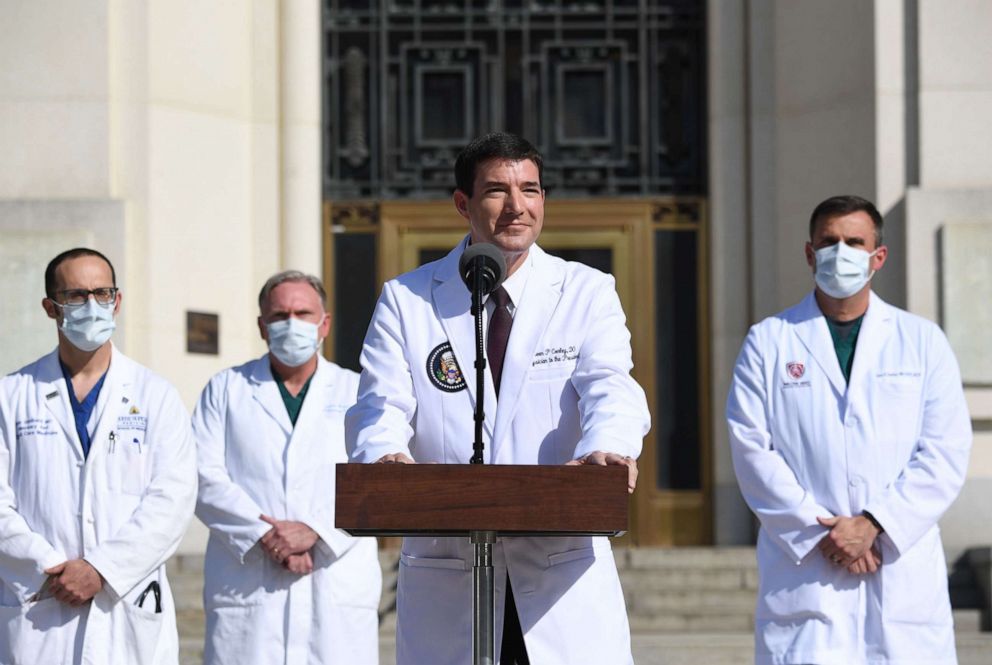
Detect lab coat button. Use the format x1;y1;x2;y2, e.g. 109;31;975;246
846;415;858;427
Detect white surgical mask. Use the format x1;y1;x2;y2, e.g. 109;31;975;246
58;298;116;352
266;317;320;367
814;242;878;299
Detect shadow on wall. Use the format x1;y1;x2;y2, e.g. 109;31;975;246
874;197;908;310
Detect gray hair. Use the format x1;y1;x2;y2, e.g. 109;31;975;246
258;270;328;311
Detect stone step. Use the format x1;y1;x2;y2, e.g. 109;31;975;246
619;566;757;592
629;610;755;634
954;608;985;633
616;546;759;571
624;588;756;614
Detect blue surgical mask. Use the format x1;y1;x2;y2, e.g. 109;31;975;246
58;299;116;352
266;318;321;367
814;242;878;299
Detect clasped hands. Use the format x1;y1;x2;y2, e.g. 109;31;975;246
816;515;882;575
375;450;639;493
39;559;103;606
259;515;319;575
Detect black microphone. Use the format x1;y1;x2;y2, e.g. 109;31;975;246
459;243;506;296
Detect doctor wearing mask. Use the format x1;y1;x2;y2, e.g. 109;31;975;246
193;270;381;665
727;195;972;664
346;132;650;665
0;247;197;665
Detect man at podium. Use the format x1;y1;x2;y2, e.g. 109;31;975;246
346;133;651;665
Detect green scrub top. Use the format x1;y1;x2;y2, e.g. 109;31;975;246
826;314;865;383
275;371;314;427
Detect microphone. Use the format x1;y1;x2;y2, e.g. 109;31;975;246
459;243;506;296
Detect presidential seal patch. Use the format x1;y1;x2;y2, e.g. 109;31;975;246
427;342;466;392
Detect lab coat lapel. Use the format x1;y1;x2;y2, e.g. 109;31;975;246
37;350;83;460
88;346;133;461
432;244;496;450
286;357;326;455
250;357;293;436
492;247;563;460
790;292;846;397
847;291;893;390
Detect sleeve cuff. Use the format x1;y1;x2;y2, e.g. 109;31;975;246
84;551;123;600
573;436;640;461
235;523;273;564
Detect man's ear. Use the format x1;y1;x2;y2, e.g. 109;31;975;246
42;298;58;321
805;242;815;270
453;189;471;220
871;245;888;272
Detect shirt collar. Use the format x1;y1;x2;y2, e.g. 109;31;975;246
498;249;533;307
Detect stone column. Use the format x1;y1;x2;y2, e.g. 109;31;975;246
279;0;322;275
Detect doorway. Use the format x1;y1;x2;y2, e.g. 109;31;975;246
324;197;710;545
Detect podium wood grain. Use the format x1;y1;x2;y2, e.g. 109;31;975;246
335;463;629;536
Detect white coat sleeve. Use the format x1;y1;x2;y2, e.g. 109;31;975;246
0;396;66;602
863;327;972;555
297;496;356;559
191;372;271;562
346;281;418;463
299;372;361;559
727;328;833;564
84;386;196;600
571;274;650;460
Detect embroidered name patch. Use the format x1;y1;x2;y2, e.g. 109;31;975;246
117;414;148;432
427;342;466;392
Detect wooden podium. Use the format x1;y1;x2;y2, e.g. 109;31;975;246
336;463;629;665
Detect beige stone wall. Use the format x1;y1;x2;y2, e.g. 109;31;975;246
1;0;323;554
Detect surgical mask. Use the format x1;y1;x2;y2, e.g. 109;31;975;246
814;242;878;299
58;299;116;352
266;317;321;367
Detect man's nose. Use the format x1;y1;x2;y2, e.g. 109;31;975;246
504;190;525;215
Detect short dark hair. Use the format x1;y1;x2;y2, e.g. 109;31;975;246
454;132;543;196
809;195;884;246
45;248;117;299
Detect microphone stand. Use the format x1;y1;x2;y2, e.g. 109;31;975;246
471;255;486;465
468;255;495;665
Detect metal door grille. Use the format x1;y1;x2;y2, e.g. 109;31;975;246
324;0;705;199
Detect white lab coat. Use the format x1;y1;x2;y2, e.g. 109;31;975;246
193;355;381;665
0;346;197;665
347;240;650;665
727;291;972;665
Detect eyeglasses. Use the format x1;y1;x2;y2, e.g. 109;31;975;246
53;288;118;307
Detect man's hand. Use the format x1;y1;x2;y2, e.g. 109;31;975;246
816;515;881;567
566;451;638;494
373;452;415;464
846;544;882;575
283;551;315;575
259;515;320;563
44;560;103;606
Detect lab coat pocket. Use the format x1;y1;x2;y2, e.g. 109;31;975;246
547;539;609;567
874;378;923;447
528;364;575;383
0;598;70;664
112;434;149;496
119;600;165;665
881;533;951;625
400;553;467;571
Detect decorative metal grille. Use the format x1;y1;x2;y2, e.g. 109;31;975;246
324;0;705;199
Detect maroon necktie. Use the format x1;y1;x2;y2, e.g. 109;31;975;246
487;286;513;396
